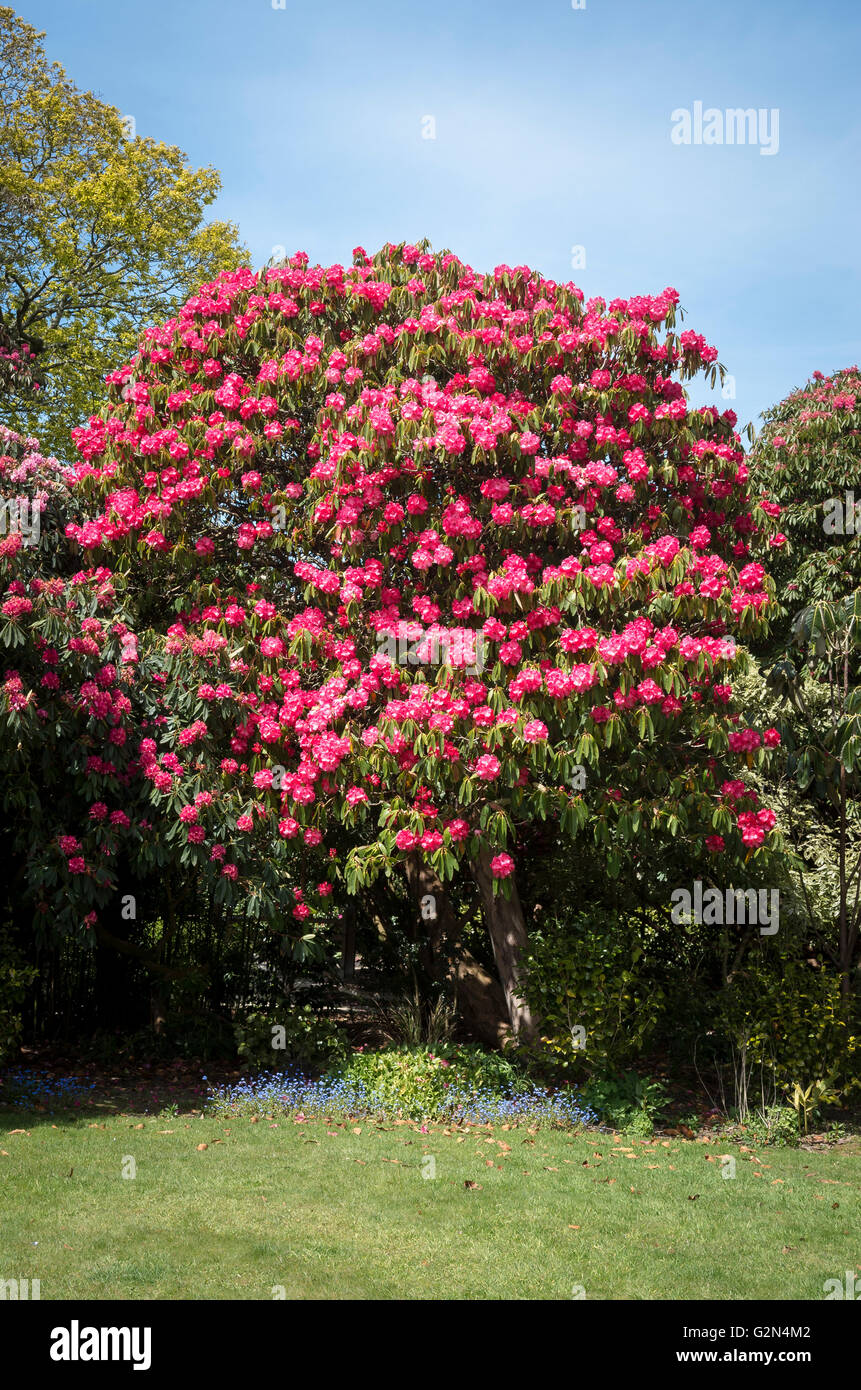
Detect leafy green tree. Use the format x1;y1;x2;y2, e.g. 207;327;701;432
751;366;861;650
750;369;861;1015
0;7;246;456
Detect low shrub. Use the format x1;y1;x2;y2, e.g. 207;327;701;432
233;1005;348;1070
524;912;667;1072
738;1105;800;1148
581;1069;668;1136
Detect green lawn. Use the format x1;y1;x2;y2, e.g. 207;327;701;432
1;1110;858;1299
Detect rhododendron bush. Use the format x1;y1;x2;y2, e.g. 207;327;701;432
56;241;786;1035
0;427;148;933
0;427;318;950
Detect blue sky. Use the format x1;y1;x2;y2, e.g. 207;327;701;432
15;0;861;433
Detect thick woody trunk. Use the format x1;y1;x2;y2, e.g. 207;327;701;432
404;852;510;1048
471;845;536;1042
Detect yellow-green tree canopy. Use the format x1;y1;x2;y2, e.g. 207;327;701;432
0;6;246;457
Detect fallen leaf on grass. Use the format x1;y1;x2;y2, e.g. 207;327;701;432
196;1143;208;1151
464;1180;482;1190
8;1130;30;1137
687;1194;700;1201
568;1224;581;1229
352;1127;362;1135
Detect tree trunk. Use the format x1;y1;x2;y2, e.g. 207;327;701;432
404;852;510;1048
150;984;169;1035
471;845;536;1042
341;903;357;980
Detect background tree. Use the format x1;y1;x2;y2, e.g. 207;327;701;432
0;6;246;456
750;366;860;650
747;368;861;1015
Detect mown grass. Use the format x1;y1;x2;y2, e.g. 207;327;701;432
1;1109;858;1300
